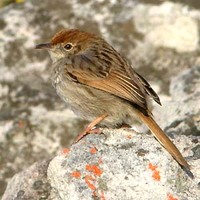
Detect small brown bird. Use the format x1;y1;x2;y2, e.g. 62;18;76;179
36;29;193;178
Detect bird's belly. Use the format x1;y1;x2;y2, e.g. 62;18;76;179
53;79;139;127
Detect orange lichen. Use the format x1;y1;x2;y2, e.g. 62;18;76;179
152;170;160;181
71;171;81;179
85;175;96;191
167;194;178;200
148;163;157;171
86;164;103;177
126;134;132;139
62;148;70;155
148;163;161;181
90;147;97;154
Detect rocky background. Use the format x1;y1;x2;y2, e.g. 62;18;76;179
0;0;200;199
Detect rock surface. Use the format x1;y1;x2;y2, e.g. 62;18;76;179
154;65;200;137
2;129;200;200
0;0;200;199
2;159;52;200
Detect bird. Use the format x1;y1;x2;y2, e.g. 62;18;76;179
35;29;193;178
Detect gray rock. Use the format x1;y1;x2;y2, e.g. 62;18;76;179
2;159;53;200
133;2;199;53
3;129;200;200
153;65;200;136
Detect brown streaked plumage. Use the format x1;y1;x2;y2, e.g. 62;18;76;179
36;29;193;178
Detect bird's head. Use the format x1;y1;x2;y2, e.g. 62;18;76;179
35;29;99;62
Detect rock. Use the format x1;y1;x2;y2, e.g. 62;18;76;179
2;159;53;200
131;1;200;85
153;65;200;136
2;129;200;200
135;2;199;53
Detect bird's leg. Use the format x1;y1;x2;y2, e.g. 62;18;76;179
74;114;108;143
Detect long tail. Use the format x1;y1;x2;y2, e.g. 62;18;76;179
136;110;194;178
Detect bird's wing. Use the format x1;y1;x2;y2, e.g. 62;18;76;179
134;72;161;105
65;49;158;110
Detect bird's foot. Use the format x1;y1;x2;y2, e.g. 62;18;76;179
73;114;108;144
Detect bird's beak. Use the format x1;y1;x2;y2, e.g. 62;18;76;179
35;43;52;50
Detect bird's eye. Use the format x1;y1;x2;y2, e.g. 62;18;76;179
64;43;73;50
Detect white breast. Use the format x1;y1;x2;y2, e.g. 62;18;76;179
54;75;61;84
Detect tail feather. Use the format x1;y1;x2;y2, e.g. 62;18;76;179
136;110;194;178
